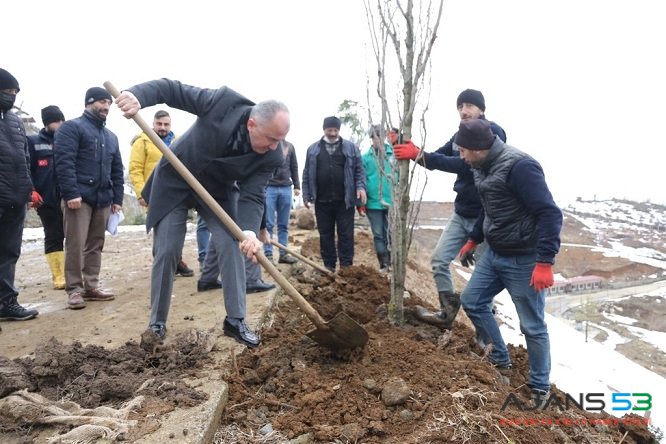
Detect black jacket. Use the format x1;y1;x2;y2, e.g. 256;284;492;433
0;109;32;206
27;129;59;207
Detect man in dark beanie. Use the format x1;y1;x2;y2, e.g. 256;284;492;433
27;105;67;290
0;68;39;321
393;88;506;329
302;116;366;272
54;88;123;310
456;117;562;409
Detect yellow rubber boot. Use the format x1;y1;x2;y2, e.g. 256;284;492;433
46;251;66;290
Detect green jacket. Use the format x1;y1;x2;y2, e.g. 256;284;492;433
361;143;394;210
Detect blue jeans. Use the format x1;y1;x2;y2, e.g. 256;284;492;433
264;185;292;257
196;215;210;264
460;249;551;391
431;212;483;294
366;208;389;255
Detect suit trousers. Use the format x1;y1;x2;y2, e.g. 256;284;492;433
62;201;110;294
149;201;246;328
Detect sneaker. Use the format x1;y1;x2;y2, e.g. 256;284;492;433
150;324;167;340
67;291;87;309
0;302;39;321
176;260;194;277
83;288;115;301
278;254;297;264
531;388;551;410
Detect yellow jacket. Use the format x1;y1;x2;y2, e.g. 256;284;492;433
128;132;174;198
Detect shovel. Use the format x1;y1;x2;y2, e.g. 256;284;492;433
270;240;336;278
104;81;368;351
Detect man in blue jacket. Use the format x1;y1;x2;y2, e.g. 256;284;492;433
394;89;506;327
456;118;562;408
302;116;366;272
116;79;289;348
54;88;124;310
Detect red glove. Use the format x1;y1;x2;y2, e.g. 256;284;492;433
458;240;478;267
393;141;421;161
31;190;44;208
530;263;554;292
357;206;367;216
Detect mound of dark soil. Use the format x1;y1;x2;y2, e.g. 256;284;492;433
216;266;656;443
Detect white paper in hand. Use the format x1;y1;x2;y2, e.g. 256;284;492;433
106;210;125;236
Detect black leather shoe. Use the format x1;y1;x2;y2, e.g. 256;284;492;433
176;260;194;277
246;279;276;294
223;317;260;348
278;254;297;264
197;279;222;292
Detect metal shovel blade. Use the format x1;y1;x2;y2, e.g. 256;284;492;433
306;312;369;350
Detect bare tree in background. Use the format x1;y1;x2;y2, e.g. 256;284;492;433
364;0;444;325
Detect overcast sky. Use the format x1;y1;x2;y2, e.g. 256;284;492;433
5;0;666;206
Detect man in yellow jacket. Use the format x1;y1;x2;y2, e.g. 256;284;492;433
129;110;193;276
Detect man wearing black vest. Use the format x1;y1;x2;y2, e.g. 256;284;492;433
302;116;366;272
456;118;562;409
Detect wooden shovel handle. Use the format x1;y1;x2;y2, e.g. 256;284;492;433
104;81;329;331
271;240;335;277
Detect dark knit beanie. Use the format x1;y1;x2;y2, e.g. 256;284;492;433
323;116;341;130
41;105;65;126
454;119;495;150
456;89;485;111
0;68;20;92
85;87;112;105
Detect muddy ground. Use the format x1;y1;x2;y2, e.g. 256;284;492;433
0;203;661;443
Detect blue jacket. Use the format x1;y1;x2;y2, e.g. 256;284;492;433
421;117;506;219
302;137;366;209
54;111;124;208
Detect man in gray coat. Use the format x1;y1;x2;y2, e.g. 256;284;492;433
116;79;289;348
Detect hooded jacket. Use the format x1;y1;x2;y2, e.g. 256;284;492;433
128;131;175;198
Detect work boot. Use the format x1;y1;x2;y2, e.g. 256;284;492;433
437;291;461;329
67;291;86;310
176;259;194;277
45;251;66;290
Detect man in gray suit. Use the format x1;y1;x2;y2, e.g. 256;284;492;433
116;79;289;348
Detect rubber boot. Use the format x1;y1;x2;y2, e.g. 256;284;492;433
437;291;461;329
46;251;66;290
